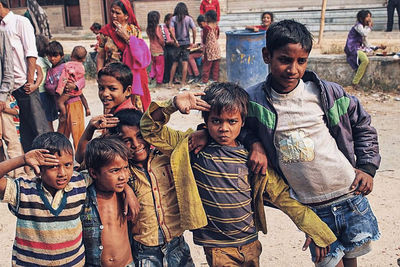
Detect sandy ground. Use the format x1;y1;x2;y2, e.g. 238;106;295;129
0;80;399;266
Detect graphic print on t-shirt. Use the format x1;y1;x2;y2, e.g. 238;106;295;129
278;130;314;163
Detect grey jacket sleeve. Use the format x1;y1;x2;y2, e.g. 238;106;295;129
0;31;14;102
347;93;381;176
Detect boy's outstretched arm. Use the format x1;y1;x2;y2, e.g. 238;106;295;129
76;114;119;163
140;92;210;156
259;169;337;248
0;150;59;199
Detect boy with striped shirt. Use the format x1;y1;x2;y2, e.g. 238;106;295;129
140;83;337;266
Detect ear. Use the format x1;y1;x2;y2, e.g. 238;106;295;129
124;85;132;97
262;47;271;64
88;168;98;180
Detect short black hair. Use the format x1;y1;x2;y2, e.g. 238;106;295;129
266;19;313;56
90;22;101;31
164;13;173;24
98;62;133;92
201;82;249;123
357;9;371;24
36;34;49;57
261;11;274;22
32;132;73;156
108;109;143;135
71;46;87;61
197;14;205;25
205;10;217;23
0;0;8;8
47;40;64;57
85;136;130;173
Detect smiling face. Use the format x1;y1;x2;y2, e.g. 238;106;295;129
40;151;74;196
98;75;130;111
90;155;129;193
262;13;272;28
111;5;128;26
263;43;309;94
206;108;243;147
120;125;150;168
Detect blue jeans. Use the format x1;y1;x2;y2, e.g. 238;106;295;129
309;194;380;267
132;235;194;267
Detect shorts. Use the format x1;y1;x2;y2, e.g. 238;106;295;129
308;194;380;267
171;44;190;62
40;92;58;122
132;235;194;267
204;240;262;267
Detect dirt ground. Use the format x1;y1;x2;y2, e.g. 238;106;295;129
0;79;399;266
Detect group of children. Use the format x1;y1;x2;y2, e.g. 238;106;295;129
0;13;381;267
144;2;221;90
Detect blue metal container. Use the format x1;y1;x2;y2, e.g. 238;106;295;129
225;30;268;89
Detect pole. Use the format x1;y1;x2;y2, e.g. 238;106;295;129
318;0;328;45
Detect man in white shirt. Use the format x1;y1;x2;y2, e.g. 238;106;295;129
0;0;50;152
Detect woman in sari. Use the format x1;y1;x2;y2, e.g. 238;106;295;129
97;0;151;111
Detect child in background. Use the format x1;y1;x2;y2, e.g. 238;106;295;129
168;2;197;89
187;15;205;84
0;95;27;177
141;85;337;266
245;11;274;32
147;11;165;87
201;10;221;84
345;10;386;89
45;42;86;151
246;20;380;266
36;35;55;131
45;41;66;127
82;136;136;266
200;0;220;22
56;45;91;123
89;22;101;62
162;13;174;84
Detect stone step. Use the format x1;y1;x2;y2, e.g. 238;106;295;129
219;7;391;32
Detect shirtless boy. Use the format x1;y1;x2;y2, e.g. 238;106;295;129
82;136;137;266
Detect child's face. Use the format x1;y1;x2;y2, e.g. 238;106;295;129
47;54;63;66
363;14;372;26
263;43;309;93
90;155;129;193
91;28;100;35
198;21;206;28
98;75;131;110
40;151;74;196
206;108;243;147
262;14;272;27
120;125;150;168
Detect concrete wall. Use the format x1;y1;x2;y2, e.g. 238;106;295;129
307;55;400;91
220;55;400;91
